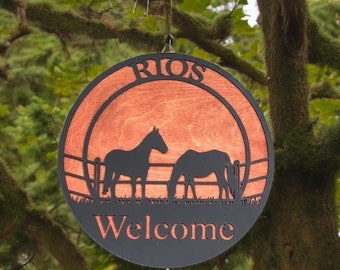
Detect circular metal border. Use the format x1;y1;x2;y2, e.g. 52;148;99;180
58;53;274;268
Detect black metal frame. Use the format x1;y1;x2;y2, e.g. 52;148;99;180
58;53;274;268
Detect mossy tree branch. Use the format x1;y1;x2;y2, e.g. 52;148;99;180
1;1;340;84
310;82;340;100
308;18;340;71
0;1;165;51
0;1;267;85
274;122;340;174
148;2;267;84
25;2;164;52
0;25;31;56
171;8;267;84
0;160;89;270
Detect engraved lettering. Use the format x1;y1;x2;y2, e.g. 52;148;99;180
130;60;155;79
171;223;189;240
145;214;151;239
126;222;142;240
94;215;127;239
94;215;234;241
219;223;234;240
189;63;207;82
166;59;188;77
191;223;217;240
130;58;206;82
154;223;169;240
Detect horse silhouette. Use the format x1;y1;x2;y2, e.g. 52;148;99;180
167;149;237;199
102;127;168;198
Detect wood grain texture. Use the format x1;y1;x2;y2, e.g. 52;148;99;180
63;58;269;199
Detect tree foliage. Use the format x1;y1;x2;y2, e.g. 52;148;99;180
0;0;339;269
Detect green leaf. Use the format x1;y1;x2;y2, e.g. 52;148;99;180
310;98;340;125
179;0;212;12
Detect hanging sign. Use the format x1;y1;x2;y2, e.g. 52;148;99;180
58;53;274;268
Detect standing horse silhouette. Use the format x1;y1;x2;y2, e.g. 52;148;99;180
168;150;237;199
102;127;168;198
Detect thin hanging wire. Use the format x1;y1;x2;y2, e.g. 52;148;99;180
133;0;150;16
144;0;150;16
162;0;175;52
133;0;138;13
133;0;174;52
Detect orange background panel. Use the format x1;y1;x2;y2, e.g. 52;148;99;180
242;179;266;197
62;57;270;200
65;175;90;196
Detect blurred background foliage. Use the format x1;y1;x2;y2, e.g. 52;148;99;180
0;0;339;269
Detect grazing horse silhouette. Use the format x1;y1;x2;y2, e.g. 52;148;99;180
102;127;168;198
168;150;236;199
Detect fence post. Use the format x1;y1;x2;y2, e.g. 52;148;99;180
233;160;240;200
94;157;101;193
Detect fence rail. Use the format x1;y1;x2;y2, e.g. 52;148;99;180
63;153;268;200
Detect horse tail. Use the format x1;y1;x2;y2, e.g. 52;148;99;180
224;152;231;165
102;160;112;195
224;153;237;197
167;165;181;199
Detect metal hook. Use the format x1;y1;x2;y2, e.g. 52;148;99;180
162;0;175;52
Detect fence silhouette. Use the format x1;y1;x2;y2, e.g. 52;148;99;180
63;153;268;202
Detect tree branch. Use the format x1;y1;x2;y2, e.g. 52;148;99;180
0;160;89;270
0;1;267;84
26;2;165;51
310;82;340;100
26;210;89;270
308;17;340;71
274;122;340;174
0;25;31;56
311;123;340;172
0;1;165;51
2;2;339;87
161;6;268;84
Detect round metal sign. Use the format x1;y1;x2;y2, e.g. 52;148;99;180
58;53;274;268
